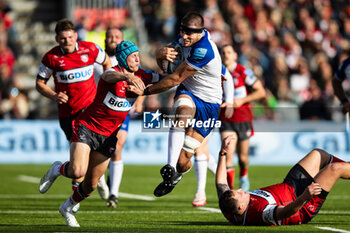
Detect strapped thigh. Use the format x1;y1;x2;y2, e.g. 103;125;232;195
182;135;201;154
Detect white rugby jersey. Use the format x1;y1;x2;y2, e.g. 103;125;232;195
94;55;118;85
177;30;223;104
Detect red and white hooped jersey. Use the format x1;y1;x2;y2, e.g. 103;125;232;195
37;41;106;117
75;66;159;137
219;63;257;122
223;183;322;226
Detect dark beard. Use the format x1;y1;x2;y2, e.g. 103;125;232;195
106;47;115;57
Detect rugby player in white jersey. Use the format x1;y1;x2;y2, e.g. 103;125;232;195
129;11;224;197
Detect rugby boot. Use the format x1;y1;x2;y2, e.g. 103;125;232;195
39;161;62;193
154;164;182;197
240;175;250;192
97;174;109;200
71;202;80;213
106;194;118;208
192;192;207;207
59;198;80;227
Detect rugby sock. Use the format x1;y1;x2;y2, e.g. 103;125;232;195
330;155;345;163
240;168;248;177
59;161;70;177
174;164;192;184
71;181;80;191
71;183;91;203
109;160;124;197
167;127;185;170
207;154;217;175
194;154;207;194
226;167;235;189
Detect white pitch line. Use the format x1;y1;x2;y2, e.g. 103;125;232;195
0;194;78;199
18;175;40;183
316;226;350;233
319;210;350;215
0;210;217;214
119;192;155;201
197;207;221;213
17;175;155;201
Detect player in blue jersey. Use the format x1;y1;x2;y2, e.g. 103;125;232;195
129;11;224;197
333;57;350;114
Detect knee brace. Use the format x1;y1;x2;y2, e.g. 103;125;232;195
182;135;201;154
174;97;194;109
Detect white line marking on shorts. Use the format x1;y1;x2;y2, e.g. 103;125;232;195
316;227;350;233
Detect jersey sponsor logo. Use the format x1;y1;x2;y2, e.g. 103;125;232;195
308;204;315;212
250;190;276;204
244;68;256;84
234;86;247;98
103;91;133;112
244;68;254;78
192;48;207;61
80;54;89;63
55;65;94;83
58;60;65;67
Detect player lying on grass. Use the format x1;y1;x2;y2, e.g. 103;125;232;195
38;41;160;227
217;135;349;226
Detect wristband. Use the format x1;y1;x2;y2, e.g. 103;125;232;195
143;87;151;96
219;152;227;157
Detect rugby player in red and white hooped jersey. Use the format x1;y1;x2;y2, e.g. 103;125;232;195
217;136;349;226
39;41;160;227
36;19;112;208
219;44;265;192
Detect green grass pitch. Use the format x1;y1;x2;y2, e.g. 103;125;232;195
0;164;350;232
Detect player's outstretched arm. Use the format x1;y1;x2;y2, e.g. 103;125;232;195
216;136;235;195
142;62;196;95
274;182;322;220
101;69;144;89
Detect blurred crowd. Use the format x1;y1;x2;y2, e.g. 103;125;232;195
2;0;350;122
0;0;28;119
136;0;350;122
